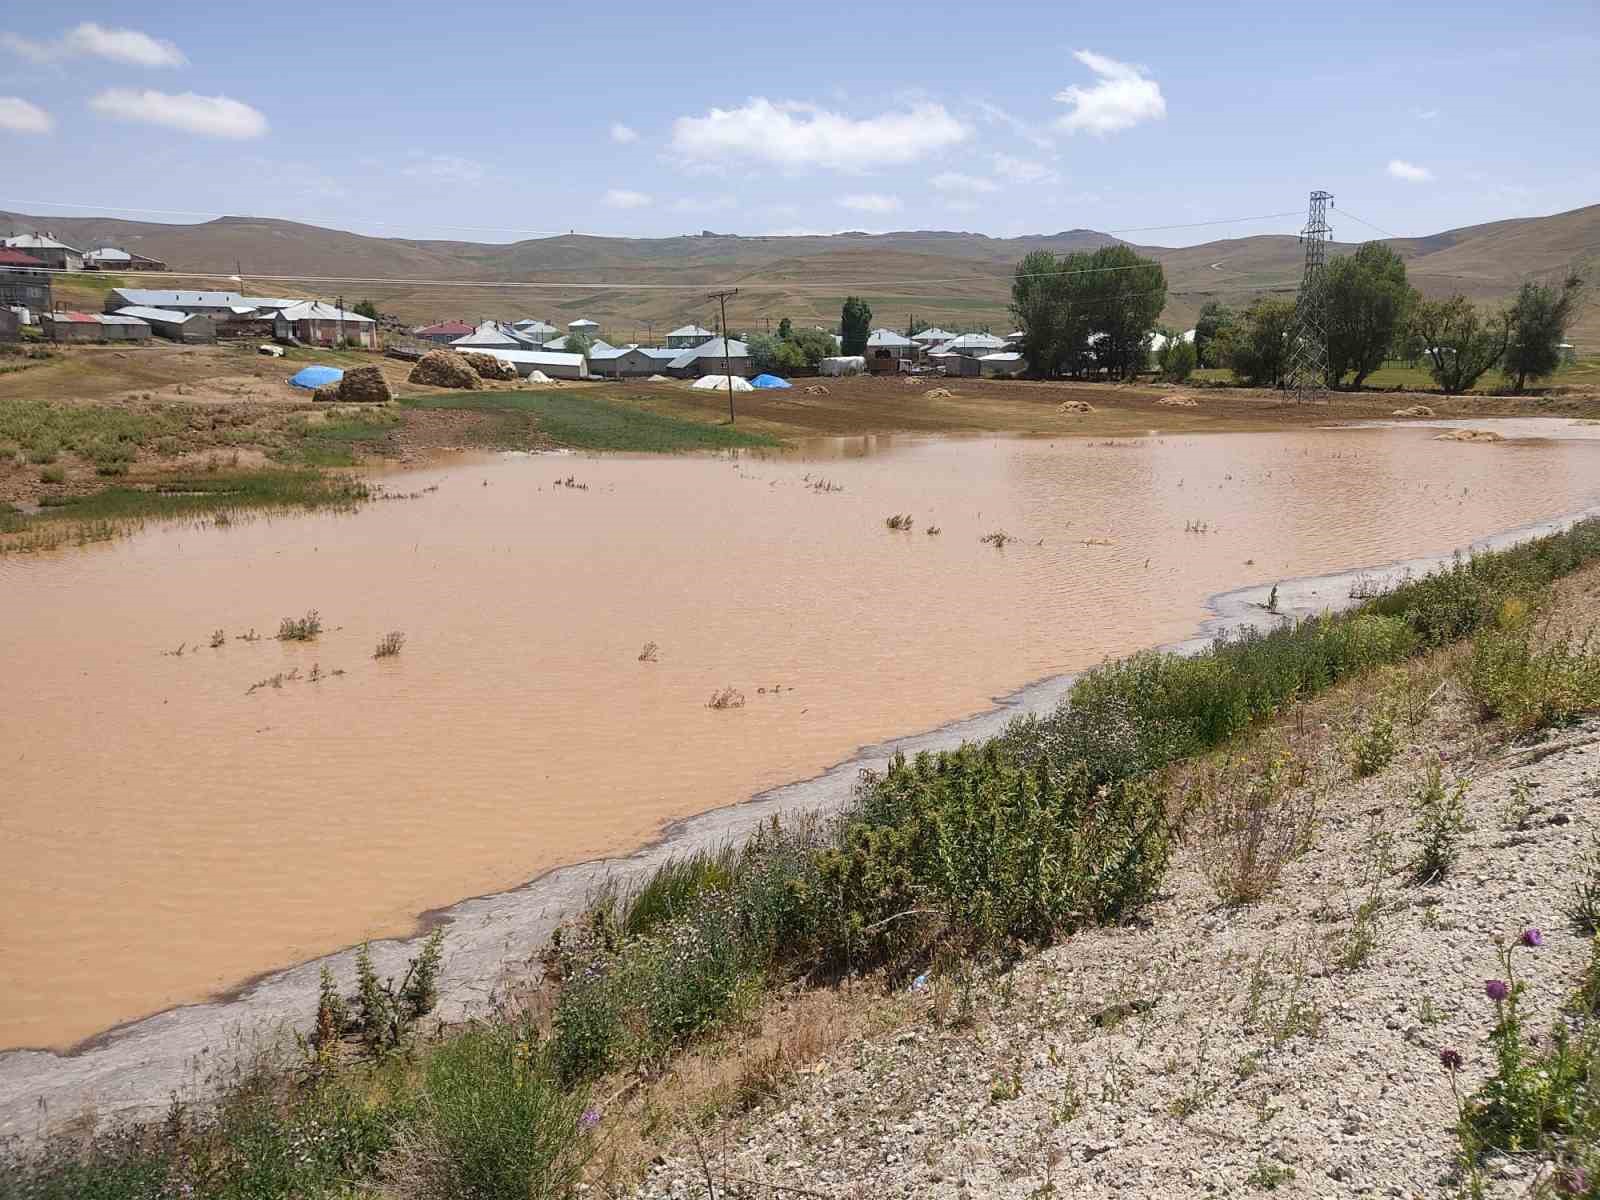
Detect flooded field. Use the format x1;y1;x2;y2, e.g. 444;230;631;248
4;421;1600;1050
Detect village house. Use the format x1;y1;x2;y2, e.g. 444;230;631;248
272;301;379;349
2;233;83;272
668;336;751;379
932;332;1008;357
666;323;715;349
0;246;52;315
865;328;917;373
104;288;296;320
587;344;662;378
83;246;168;271
910;327;957;347
114;305;216;344
567;318;601;335
413;320;475;344
511;319;558;344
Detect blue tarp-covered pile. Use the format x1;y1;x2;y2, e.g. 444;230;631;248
289;365;344;390
750;374;791;389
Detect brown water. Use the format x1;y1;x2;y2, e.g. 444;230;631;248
3;423;1600;1050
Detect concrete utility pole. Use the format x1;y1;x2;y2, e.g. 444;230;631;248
707;288;738;423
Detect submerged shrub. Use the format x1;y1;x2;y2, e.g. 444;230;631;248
277;610;322;641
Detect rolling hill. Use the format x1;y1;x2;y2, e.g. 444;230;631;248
5;204;1596;346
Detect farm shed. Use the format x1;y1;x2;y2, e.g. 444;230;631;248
466;348;589;380
865;329;917;373
0;247;52;311
910;327;956;346
978;352;1025;377
413;320;475;344
105;289;296;318
43;311;151;343
2;233;83;272
568;318;601;334
273;301;378;349
587;345;660;378
511;319;558;344
819;356;865;376
931;352;980;377
932;333;1007;357
115;305;216;344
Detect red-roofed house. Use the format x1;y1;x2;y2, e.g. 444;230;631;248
0;246;52;314
413;320;475;345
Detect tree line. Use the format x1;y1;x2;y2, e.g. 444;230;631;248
1009;242;1584;393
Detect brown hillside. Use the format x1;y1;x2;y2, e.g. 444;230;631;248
4;204;1595;343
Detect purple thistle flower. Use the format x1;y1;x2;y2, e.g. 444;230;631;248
1555;1167;1589;1197
1521;927;1544;947
1438;1047;1463;1072
1485;979;1509;1002
579;1106;601;1130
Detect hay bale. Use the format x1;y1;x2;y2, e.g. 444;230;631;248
1392;404;1435;418
1156;395;1198;408
804;384;830;395
336;365;394;404
925;387;954;399
1058;399;1095;413
1434;428;1503;443
460;351;518;381
312;382;342;403
647;374;671;382
407;349;481;390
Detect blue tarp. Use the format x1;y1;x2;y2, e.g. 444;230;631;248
289;365;344;390
750;374;791;389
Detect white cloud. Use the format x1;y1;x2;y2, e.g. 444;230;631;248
670;98;969;171
991;153;1059;185
3;23;185;67
1413;107;1440;120
89;89;266;138
603;188;652;209
609;121;639;144
401;152;485;184
973;99;1055;151
0;96;52;134
1053;50;1166;136
838;193;901;214
1386;158;1434;183
930;171;999;195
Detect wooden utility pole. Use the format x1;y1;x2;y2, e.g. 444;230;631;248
707;288;738;423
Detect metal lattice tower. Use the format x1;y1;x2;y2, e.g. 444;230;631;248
1286;190;1333;401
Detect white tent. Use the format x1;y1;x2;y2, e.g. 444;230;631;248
691;374;754;392
819;355;865;376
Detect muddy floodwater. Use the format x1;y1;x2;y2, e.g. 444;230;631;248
4;422;1600;1050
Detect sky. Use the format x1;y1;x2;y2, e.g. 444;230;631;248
1;1;1597;248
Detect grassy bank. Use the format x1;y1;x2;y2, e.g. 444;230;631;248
9;517;1600;1198
398;388;780;452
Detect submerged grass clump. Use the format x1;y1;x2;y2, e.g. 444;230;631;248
373;631;406;659
278;611;322;642
884;513;914;531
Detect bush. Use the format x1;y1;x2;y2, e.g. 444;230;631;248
1467;617;1600;732
1411;757;1467;883
392;1026;592;1200
1157;335;1196;382
1189;744;1315;904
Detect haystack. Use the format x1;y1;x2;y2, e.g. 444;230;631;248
336;365;394;404
408;350;480;390
1434;428;1503;443
460;351;517;381
925;387;954;399
312;382;341;403
1156;395;1198;408
1392;404;1435;418
1058;399;1095;413
805;384;830;395
647;374;671;382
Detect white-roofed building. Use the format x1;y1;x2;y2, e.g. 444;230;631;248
568;318;601;333
465;348;589;380
272;301;378;349
978;352;1025;377
511;319;559;345
588;345;662;378
932;332;1008;357
666;323;715;349
103;288;295;316
84;246;167;271
865;328;917;373
910;327;957;345
668;337;751;378
451;320;528;350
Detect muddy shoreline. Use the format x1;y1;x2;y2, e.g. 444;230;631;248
4;496;1600;1139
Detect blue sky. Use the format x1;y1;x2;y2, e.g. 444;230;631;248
1;1;1596;247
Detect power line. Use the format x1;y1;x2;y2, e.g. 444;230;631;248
1101;210;1303;234
1334;206;1401;240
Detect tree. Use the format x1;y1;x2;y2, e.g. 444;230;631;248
1503;275;1583;391
840;297;872;355
1010;250;1077;377
788;328;836;370
773;341;807;374
564;331;595;359
1219;298;1296;387
1324;242;1417;389
1192;302;1235;369
1157;335;1196;382
1409;296;1513;394
353;299;379;320
746;332;783;374
777;317;793;341
1076;245;1166;380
